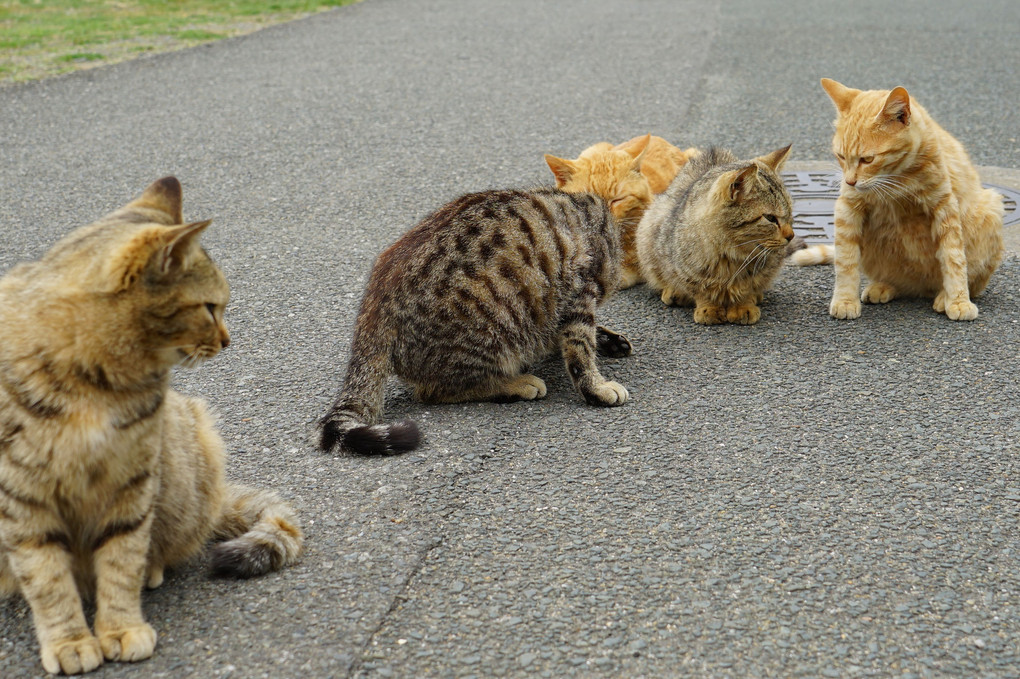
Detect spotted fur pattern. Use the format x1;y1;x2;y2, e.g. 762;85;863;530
0;178;302;675
636;146;795;325
320;187;631;455
821;79;1004;321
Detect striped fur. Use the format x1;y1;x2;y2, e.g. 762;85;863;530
545;134;698;289
0;178;302;675
821;79;1004;320
320;187;631;455
636;145;796;325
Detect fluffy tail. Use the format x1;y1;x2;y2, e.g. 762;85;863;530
788;243;834;266
318;322;420;455
209;484;304;578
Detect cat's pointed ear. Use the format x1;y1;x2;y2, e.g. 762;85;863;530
107;220;212;291
728;164;759;202
125;176;184;224
820;78;860;114
878;86;911;126
544;154;578;188
150;220;213;276
623;134;652;172
756;144;793;172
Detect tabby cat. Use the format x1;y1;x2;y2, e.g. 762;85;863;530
320;187;631;456
544;134;697;288
820;78;1004;320
0;178;303;675
636;145;795;325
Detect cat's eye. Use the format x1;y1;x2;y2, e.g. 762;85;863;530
205;303;218;317
835;153;845;161
860;156;874;165
764;214;780;225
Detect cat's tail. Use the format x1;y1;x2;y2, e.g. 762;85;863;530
209;484;304;578
318;319;421;456
788;243;834;266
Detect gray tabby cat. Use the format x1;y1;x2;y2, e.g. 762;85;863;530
320;187;632;455
636;146;795;325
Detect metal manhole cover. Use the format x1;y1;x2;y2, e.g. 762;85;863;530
782;171;1020;245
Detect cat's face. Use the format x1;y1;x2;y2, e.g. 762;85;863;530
821;78;919;194
544;141;653;226
707;146;795;252
32;178;231;370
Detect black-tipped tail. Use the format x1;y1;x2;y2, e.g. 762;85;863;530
320;416;420;455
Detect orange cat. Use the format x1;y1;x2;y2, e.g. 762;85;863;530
821;78;1004;320
545;134;697;288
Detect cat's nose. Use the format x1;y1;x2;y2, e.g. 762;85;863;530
845;177;857;186
782;224;795;242
219;327;231;349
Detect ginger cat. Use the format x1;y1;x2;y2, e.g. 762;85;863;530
821;78;1004;320
0;178;303;675
545;134;697;288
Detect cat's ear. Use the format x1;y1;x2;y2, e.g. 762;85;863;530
727;165;759;202
125;176;184;224
756;144;792;172
544;154;578;188
877;86;911;126
820;78;860;114
107;220;213;290
622;134;652;172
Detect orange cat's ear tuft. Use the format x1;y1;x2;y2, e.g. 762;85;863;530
756;144;793;172
728;165;759;202
820;78;860;114
878;86;911;126
126;176;184;224
544;154;577;188
107;220;213;291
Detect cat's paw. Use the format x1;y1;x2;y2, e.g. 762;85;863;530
145;565;164;589
862;282;896;304
41;634;103;675
726;304;761;325
98;623;157;663
660;288;678;306
585;381;629;407
829;297;861;320
693;305;727;325
596;326;633;358
508;374;548;401
944;300;979;321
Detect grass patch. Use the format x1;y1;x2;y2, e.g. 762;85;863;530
0;0;357;84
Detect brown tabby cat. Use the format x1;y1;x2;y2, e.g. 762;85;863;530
636;145;795;325
544;134;697;288
821;78;1004;320
320;187;631;456
0;178;303;675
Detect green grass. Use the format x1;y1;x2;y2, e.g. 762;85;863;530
0;0;357;83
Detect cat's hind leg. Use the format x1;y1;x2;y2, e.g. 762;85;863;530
861;281;897;304
596;326;633;358
414;374;548;404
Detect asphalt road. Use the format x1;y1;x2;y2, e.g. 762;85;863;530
2;1;1019;677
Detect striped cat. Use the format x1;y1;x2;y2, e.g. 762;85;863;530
636;145;795;325
320;187;631;456
0;178;303;675
821;78;1004;320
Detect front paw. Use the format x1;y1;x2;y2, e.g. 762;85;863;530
41;635;103;675
726;304;761;325
693;305;726;325
98;623;157;663
596;326;633;357
829;297;861;319
944;300;978;321
584;381;629;407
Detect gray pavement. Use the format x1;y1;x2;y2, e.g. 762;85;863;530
1;1;1019;677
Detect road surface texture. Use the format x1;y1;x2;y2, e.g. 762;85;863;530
2;1;1018;677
